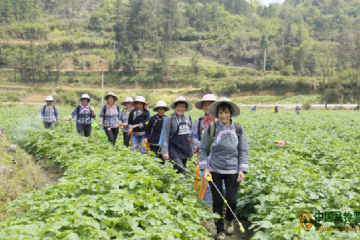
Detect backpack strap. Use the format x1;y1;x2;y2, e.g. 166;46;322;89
207;120;216;156
169;114;179;143
197;117;202;139
53;106;57;118
234;123;242;137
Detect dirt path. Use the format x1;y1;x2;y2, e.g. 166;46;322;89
203;219;254;240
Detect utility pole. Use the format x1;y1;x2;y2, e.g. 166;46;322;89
100;60;104;106
264;48;266;71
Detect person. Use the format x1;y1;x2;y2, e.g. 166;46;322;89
199;97;249;240
275;106;278;113
39;96;60;130
295;105;300;115
99;92;121;145
119;97;133;147
251;105;256;112
128;96;150;154
161;96;193;176
190;94;217;208
65;94;96;137
143;100;170;161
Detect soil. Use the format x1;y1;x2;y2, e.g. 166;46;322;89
203;219;254;240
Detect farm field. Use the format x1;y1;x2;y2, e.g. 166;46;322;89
0;108;360;239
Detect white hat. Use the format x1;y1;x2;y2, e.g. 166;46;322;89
170;96;193;111
104;92;118;102
79;94;91;102
121;97;133;106
133;96;149;109
153;100;170;112
195;94;217;110
208;97;240;118
45;96;54;102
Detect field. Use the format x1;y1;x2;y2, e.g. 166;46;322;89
0;107;360;239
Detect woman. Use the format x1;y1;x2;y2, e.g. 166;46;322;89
99;92;121;145
39;96;60;130
128;96;150;154
199;97;249;240
161;96;193;176
119;97;133;147
143;100;170;161
65;94;95;137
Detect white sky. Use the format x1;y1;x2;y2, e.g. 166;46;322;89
259;0;286;6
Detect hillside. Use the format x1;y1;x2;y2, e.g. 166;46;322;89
1;0;360;105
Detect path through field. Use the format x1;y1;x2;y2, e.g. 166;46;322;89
204;219;254;239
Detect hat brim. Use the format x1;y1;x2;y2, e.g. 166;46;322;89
121;101;133;106
170;101;193;111
153;106;170;112
195;100;216;110
132;101;149;108
208;101;240;118
104;95;118;102
80;98;91;102
45;100;54;102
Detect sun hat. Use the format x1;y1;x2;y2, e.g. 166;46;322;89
121;96;133;106
170;96;193;111
79;93;91;102
153;100;170;112
208;97;240;118
195;94;217;110
45;96;54;102
104;92;118;102
133;96;149;109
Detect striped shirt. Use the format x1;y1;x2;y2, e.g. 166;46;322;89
70;105;96;125
40;105;60;123
100;104;120;128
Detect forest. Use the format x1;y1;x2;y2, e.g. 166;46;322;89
1;0;360;104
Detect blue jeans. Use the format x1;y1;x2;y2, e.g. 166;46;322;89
132;135;145;154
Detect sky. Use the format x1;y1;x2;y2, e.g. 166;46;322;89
259;0;286;6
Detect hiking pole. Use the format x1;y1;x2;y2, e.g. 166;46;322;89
168;158;245;233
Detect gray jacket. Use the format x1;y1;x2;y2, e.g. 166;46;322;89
199;120;249;174
160;113;192;155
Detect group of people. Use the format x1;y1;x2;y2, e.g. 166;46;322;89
39;92;249;240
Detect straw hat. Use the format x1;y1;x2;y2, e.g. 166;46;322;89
121;96;133;106
104;92;118;102
208;97;240;118
153;100;170;112
79;93;91;102
45;96;54;102
133;96;149;109
195;94;217;110
170;96;193;111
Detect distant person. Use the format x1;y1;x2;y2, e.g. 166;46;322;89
65;94;96;137
199;97;249;240
143;100;170;161
273;106;278;113
161;96;193;177
119;97;134;147
99;92;121;145
39;96;60;130
251;105;256;112
295;106;300;115
128;96;150;154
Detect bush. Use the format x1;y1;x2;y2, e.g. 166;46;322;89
280;65;295;76
303;101;311;110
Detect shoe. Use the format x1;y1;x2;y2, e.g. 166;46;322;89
225;221;234;235
215;232;226;240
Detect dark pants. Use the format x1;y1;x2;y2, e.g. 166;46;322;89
123;131;130;147
171;158;188;175
44;122;55;130
105;127;120;145
210;172;240;234
77;124;92;137
150;145;164;164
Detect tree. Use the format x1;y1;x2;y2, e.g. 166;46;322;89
190;53;200;78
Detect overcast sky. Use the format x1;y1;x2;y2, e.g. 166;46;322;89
259;0;286;6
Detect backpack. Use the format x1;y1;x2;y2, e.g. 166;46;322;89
42;105;57;118
206;121;242;156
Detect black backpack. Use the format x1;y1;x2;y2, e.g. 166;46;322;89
206;121;242;156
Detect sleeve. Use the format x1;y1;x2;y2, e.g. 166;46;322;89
119;110;124;123
160;117;171;155
38;105;45;120
100;106;106;118
55;107;60;121
189;118;201;154
138;110;150;129
144;116;154;139
91;106;96;118
198;125;210;170
128;110;134;127
70;106;78;119
238;129;249;173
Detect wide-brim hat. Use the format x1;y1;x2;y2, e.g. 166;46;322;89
104;92;118;102
170;96;193;111
208;97;240;118
132;96;149;109
121;97;133;106
195;94;217;110
153;100;170;112
45;96;54;102
80;93;91;102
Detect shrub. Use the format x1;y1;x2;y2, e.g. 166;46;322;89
303;101;311;110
